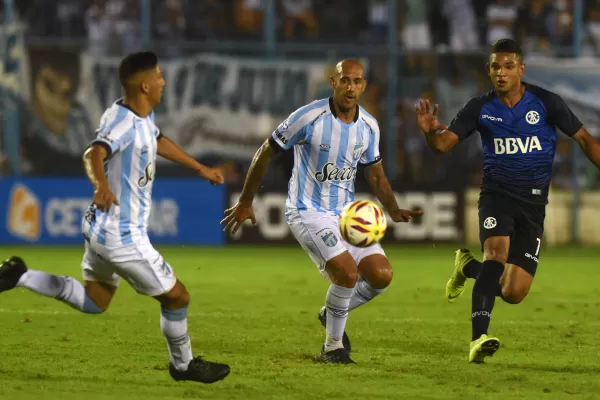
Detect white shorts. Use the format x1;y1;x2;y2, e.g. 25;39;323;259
287;210;385;279
81;234;176;297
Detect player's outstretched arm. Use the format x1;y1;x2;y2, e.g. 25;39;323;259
573;128;600;169
364;161;423;223
83;144;119;212
415;99;460;153
157;135;224;184
238;138;277;204
221;138;279;233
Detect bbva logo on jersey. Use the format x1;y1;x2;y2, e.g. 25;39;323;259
494;136;542;155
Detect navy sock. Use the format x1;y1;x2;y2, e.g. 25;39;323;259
463;259;482;279
471;260;505;341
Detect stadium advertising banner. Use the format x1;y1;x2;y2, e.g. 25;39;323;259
225;185;465;244
0;178;224;245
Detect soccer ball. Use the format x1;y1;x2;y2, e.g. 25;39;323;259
339;200;387;247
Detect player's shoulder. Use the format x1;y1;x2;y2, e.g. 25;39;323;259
455;90;496;117
470;90;497;107
98;100;136;133
288;98;330;123
524;82;564;106
358;106;379;133
292;99;329;118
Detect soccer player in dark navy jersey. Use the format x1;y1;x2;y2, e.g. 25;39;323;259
415;39;600;363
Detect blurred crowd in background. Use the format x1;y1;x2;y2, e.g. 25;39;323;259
1;0;599;190
9;0;600;55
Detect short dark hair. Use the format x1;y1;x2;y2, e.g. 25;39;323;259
490;39;523;60
118;51;158;86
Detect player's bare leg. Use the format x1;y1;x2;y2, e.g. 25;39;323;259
351;254;392;309
317;251;357;364
0;256;112;314
154;280;230;383
498;263;533;304
448;251;534;305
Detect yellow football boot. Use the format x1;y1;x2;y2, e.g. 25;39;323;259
469;334;500;363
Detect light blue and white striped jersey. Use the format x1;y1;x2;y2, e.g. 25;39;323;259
272;97;381;215
84;99;161;247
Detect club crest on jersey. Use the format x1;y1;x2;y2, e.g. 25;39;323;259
274;120;289;144
353;143;364;160
320;230;338;247
275;119;289;134
526;111;540;125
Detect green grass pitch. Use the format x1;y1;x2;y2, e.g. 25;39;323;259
0;245;599;400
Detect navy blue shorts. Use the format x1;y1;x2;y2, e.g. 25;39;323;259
478;190;546;276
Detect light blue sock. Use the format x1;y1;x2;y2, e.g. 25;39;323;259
160;306;193;371
17;270;103;314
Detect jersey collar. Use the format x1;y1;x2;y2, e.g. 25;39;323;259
115;98;144;119
329;97;359;123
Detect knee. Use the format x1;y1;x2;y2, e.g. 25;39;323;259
483;247;508;264
178;290;191;308
501;285;529;304
366;266;393;290
325;253;359;288
157;281;190;310
336;269;359;288
483;238;510;264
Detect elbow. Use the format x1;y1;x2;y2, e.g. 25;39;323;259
82;147;93;164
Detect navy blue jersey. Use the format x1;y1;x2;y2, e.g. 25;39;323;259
448;83;583;205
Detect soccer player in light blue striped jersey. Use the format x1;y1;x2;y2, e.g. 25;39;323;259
222;59;423;364
0;52;230;383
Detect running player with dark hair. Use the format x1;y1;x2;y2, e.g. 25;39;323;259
415;39;600;363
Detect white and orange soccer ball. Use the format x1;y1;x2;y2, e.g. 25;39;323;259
339;200;387;247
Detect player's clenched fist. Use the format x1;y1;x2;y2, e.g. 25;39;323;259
199;166;225;185
390;208;424;223
221;201;257;234
94;184;119;212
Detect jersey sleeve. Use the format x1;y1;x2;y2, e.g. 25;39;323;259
547;93;583;137
448;98;482;141
91;112;135;156
359;121;381;166
270;106;315;151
